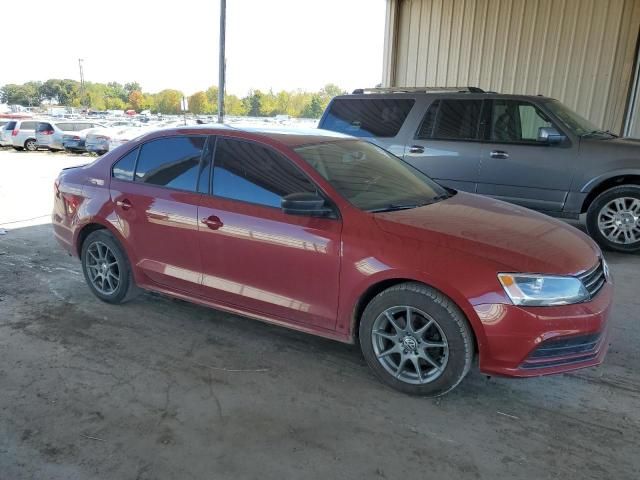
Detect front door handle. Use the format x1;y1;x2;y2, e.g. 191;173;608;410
202;215;224;230
409;145;425;154
490;150;509;159
116;198;132;210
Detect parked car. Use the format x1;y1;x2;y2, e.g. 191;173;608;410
62;126;105;153
52;126;612;396
319;87;640;253
36;120;104;151
85;126;136;155
0;119;39;151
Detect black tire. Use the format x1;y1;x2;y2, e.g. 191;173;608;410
586;185;640;253
24;138;37;151
13;146;23;151
359;282;474;397
81;230;141;304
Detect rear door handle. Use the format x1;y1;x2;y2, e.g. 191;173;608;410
202;215;224;230
409;145;425;154
116;198;132;210
490;150;509;159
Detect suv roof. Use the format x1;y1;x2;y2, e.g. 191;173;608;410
346;86;551;100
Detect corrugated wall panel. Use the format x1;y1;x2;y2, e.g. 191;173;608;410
387;0;640;133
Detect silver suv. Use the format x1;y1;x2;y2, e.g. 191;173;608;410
319;87;640;253
0;119;39;151
36;120;103;151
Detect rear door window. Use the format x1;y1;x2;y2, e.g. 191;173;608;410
416;99;482;140
112;148;139;181
134;136;206;191
321;98;415;138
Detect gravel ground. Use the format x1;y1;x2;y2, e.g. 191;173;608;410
0;147;639;479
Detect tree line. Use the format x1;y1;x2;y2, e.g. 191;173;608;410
0;79;346;118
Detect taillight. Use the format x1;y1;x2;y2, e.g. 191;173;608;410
73;136;81;140
11;129;18;136
42;129;54;135
96;135;110;141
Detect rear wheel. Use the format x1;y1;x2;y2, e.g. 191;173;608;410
81;230;140;304
24;138;37;151
359;282;474;396
586;185;640;253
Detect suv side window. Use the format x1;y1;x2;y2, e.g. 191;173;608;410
212;137;316;208
322;98;415;138
416;99;482;140
489;100;553;143
134;136;206;191
57;123;75;131
21;121;37;130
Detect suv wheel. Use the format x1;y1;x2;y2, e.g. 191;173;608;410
81;230;141;304
586;185;640;253
359;282;474;396
24;138;37;151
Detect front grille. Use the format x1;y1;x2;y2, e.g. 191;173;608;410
577;260;606;299
520;333;602;369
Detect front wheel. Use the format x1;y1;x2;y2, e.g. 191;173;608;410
586;185;640;253
359;282;474;396
24;138;37;151
81;230;140;304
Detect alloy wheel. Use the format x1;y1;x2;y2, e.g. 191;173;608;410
597;197;640;245
371;306;449;385
85;241;120;295
25;140;37;151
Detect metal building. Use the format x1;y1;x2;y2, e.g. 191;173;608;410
382;0;640;136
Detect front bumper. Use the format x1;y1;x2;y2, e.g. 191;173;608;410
473;282;613;377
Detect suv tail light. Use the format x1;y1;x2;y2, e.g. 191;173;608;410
42;129;54;135
11;129;18;136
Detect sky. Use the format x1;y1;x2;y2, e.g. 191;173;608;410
2;0;386;96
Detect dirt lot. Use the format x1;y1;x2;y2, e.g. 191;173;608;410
1;148;639;479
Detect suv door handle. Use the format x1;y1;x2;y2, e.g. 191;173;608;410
202;215;224;230
409;145;425;154
490;150;509;159
116;198;132;210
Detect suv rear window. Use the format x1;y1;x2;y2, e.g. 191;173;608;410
417;99;482;140
37;122;53;132
322;98;414;138
5;121;16;130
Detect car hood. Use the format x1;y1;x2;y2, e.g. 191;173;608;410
580;136;640;156
373;192;600;275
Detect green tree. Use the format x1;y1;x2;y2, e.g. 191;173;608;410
302;94;324;118
128;90;144;112
156;89;183;114
205;86;219;114
124;82;141;96
188;91;211;114
225;94;246;116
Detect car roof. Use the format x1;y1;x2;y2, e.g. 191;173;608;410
148;124;352;148
333;91;554;101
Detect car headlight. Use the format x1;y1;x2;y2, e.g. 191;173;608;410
497;273;589;306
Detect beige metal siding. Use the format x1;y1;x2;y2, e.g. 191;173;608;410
385;0;640;133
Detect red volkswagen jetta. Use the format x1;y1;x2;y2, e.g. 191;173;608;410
53;126;613;396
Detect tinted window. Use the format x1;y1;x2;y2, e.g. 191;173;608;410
418;99;482;140
489;100;553;143
5;121;16;130
322;98;414;138
212;138;316;208
37;122;53;132
295;140;449;212
112;148;138;181
135;136;205;191
57;123;75;131
21;121;37;130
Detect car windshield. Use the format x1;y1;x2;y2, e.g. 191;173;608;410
294;139;451;212
543;99;612;137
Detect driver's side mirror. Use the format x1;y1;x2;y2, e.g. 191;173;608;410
281;192;335;218
537;127;566;145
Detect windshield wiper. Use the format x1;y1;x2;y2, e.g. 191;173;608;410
581;129;618;138
368;203;425;213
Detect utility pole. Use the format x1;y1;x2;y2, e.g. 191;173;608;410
78;58;85;111
217;0;226;123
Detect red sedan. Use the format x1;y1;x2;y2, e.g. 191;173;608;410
52;126;613;396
